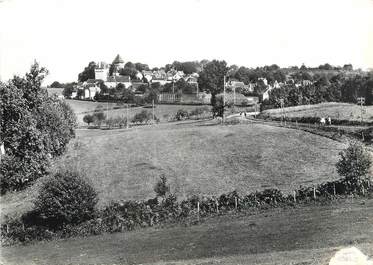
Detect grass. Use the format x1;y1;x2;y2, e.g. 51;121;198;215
0;120;346;219
65;99;210;125
262;102;373;122
2;197;373;264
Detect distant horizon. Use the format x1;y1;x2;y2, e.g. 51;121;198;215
1;0;372;85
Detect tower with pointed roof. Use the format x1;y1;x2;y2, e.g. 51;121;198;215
112;54;125;76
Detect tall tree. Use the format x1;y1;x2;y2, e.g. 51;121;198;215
78;62;96;82
198;60;228;117
0;62;76;194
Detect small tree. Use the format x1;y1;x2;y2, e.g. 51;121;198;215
154;175;170;199
34;170;98;230
83;114;94;126
336;142;372;192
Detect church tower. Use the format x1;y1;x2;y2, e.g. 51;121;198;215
112;54;125;76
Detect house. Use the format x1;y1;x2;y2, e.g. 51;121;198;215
142;70;153;82
216;92;252;106
105;75;131;89
94;61;109;81
83;85;100;100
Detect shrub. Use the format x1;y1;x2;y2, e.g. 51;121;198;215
83;114;94;126
154;175;170;198
336;142;372;193
132;110;156;124
34;170;98;230
175;109;189;121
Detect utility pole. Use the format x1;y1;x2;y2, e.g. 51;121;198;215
152;99;155;122
106;101;109;121
357;97;365;124
223;75;226;123
126;104;129;129
280;99;285;126
233;86;236;112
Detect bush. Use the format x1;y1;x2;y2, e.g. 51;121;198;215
34;170;98;230
336;142;372;193
154;175;170;198
175;109;189;121
83;114;94;126
132;110;157;124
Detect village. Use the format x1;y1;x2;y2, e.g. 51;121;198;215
66;54;296;106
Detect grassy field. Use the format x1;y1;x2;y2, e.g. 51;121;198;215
0;120;346;219
65;100;210;125
262;102;373;122
2;197;373;265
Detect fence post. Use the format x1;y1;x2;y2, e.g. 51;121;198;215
333;183;336;196
235;196;238;210
216;199;219;213
197;201;200;221
313;186;316;200
293;190;297;203
6;224;9;234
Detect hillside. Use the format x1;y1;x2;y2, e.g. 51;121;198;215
262;102;373;122
0;120;346;220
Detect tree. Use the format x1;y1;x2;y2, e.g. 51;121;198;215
0;62;76;194
336;142;371;193
135;63;150;72
78;62;96;82
198;60;228;116
119;67;137;79
83;114;94;126
50;81;62;88
154;175;170;199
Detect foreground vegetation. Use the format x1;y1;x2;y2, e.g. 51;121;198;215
2;198;373;265
1;141;371;247
0;63;77;194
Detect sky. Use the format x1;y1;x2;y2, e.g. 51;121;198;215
0;0;372;84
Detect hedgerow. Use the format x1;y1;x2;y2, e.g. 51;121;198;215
2;177;372;246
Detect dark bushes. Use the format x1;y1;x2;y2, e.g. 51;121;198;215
2;173;373;246
33;170;98;230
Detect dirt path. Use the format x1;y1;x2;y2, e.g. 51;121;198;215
2;198;373;265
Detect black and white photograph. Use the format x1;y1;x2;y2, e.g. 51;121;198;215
0;0;373;264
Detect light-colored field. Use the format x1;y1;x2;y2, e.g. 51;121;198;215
2;198;373;265
65;100;210;125
262;102;373;121
65;99;118;114
0;120;346;220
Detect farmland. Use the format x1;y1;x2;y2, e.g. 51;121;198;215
0;119;346;219
65;99;210;125
262;102;373;122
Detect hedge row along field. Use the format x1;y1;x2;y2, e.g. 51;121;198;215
1;174;372;246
